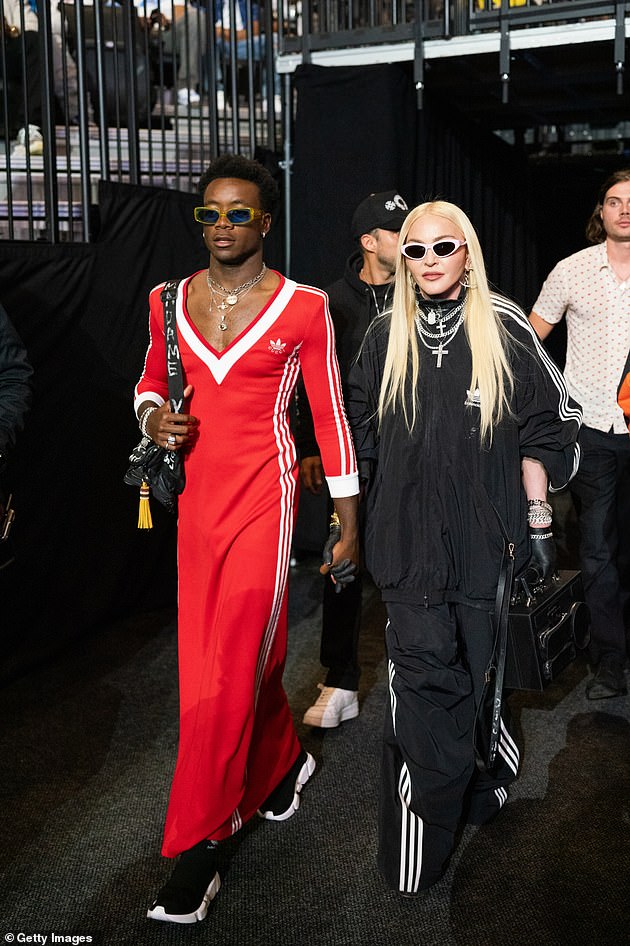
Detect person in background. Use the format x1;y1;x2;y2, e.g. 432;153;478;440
135;154;359;925
137;0;207;107
347;200;580;896
2;0;43;155
214;0;278;105
530;169;630;700
298;190;408;729
3;0;92;155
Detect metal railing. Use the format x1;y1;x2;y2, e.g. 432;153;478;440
1;0;628;243
276;1;628;116
0;0;284;242
277;0;626;52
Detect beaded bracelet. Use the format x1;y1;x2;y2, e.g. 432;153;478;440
139;405;158;438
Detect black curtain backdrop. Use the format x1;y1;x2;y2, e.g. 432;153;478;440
0;183;203;683
291;62;538;310
0;170;286;684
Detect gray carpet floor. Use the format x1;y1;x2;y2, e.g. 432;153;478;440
2;555;630;946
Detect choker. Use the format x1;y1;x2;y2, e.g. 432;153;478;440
414;296;466;368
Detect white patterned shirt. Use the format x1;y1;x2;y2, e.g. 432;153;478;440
532;242;630;433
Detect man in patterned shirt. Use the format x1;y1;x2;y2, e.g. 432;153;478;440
530;169;630;699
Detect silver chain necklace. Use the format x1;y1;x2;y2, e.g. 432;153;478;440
207;263;267;331
414;299;466;368
416;297;466;329
367;283;392;317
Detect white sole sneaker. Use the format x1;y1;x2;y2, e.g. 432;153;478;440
258;751;316;821
147;872;221;924
302;686;360;728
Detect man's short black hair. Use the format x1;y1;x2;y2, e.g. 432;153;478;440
198;154;280;215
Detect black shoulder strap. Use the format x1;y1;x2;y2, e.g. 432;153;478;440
483;498;517;772
486;539;515;771
160;280;185;413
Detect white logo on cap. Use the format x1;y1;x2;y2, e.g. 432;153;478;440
393;194;408;211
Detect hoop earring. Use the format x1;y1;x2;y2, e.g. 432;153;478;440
460;269;476;289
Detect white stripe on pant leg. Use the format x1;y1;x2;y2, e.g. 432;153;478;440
494;786;508;809
387;655;397;736
398;763;423;894
499;718;520;776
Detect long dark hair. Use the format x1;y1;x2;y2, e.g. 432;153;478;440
585;169;630;244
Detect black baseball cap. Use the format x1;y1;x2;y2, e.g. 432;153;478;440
351;190;409;238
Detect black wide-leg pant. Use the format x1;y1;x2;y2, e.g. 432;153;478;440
378;600;519;895
569;425;630;664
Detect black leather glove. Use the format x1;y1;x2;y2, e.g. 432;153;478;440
529;524;557;582
358;458;373;489
321;516;357;594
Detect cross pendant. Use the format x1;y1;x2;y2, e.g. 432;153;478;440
432;343;447;367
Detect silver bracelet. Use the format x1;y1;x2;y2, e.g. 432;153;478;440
528;512;552;525
527;498;552;515
530;531;553;540
139;405;158;438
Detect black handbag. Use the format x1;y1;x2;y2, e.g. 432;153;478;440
477;535;590;774
504;569;590;691
124;280;185;525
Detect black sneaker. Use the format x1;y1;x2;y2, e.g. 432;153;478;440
147;840;221;924
258;749;316;821
586;655;628;700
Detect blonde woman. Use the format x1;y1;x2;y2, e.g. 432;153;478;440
347;201;582;896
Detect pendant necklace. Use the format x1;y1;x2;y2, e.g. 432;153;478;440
414;297;466;368
207;263;267;331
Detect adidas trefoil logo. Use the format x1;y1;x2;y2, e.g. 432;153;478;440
268;337;286;354
465;387;481;408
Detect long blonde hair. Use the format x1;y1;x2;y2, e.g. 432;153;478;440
378;200;514;443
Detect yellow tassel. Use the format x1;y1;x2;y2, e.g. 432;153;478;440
138;481;153;530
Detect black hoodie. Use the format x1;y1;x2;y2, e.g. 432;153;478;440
295;250;393;458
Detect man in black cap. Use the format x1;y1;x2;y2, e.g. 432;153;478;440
298;190;409;728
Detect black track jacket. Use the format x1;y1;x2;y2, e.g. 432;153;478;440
347;294;582;607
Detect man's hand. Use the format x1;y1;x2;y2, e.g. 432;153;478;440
300;455;324;495
319;512;359;594
139;384;198;451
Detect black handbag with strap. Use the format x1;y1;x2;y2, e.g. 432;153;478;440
124;280;185;526
475;524;589;774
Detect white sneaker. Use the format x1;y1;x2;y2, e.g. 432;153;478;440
12;124;43;157
177;88;200;107
302;684;359;728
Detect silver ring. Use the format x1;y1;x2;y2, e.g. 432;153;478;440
167;434;176;445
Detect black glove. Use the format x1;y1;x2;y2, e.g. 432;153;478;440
321;516;357;594
529;524;557;582
358;458;374;489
